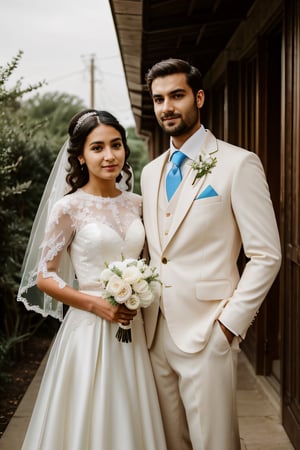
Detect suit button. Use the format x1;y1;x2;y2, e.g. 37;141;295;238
162;257;168;264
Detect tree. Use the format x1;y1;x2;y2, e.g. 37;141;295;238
22;91;86;143
0;53;86;371
0;52;47;374
126;128;149;194
17;92;85;215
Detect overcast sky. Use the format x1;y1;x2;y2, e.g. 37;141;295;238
0;0;134;127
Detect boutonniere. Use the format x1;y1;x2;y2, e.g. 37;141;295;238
191;149;217;185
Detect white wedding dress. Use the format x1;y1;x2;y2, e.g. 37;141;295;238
21;189;167;450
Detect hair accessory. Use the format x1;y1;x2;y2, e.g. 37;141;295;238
73;111;98;134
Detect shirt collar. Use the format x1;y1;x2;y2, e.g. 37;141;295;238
169;125;207;160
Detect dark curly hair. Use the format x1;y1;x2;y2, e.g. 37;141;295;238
66;109;132;193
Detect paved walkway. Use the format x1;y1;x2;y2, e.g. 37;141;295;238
0;351;294;449
237;353;294;449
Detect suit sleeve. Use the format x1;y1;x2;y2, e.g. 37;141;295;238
218;151;281;339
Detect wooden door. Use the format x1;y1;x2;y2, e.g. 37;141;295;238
281;0;300;446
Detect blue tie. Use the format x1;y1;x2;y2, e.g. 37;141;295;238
166;151;187;201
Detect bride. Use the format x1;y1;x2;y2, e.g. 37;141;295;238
17;109;167;450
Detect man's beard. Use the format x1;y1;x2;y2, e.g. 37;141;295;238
158;102;199;137
159;116;196;137
161;120;189;136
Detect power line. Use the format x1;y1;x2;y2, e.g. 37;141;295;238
48;70;85;83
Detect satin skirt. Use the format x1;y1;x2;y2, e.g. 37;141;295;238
22;307;167;450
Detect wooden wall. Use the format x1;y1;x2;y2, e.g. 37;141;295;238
281;0;300;446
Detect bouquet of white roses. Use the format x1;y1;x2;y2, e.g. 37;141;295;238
99;258;161;343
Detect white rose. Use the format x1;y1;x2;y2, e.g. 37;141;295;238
124;258;136;265
141;266;153;279
106;275;131;303
114;282;132;303
122;266;142;284
139;288;154;307
133;278;149;294
137;259;146;269
109;261;125;272
149;280;162;301
100;268;114;282
125;294;140;310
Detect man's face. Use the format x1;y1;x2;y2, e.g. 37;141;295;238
151;73;204;144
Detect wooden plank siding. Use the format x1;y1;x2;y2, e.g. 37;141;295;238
281;0;300;446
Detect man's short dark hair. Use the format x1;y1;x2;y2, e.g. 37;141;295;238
145;58;203;96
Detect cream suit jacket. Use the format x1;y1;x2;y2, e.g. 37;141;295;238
141;129;281;354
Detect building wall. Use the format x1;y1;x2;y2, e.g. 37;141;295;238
280;1;300;446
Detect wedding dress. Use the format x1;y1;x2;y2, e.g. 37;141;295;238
21;189;167;450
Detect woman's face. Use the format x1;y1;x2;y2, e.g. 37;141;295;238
78;124;126;184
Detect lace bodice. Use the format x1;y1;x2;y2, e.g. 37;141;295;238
39;189;145;292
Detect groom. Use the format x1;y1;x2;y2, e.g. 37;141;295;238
141;58;281;450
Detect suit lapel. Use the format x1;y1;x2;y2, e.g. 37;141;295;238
164;168;206;248
163;130;219;249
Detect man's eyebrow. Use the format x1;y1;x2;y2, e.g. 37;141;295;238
153;88;186;97
170;88;186;94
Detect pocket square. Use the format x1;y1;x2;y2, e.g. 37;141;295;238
196;185;218;199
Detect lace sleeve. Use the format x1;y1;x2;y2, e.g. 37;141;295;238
17;198;75;321
38;200;75;287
